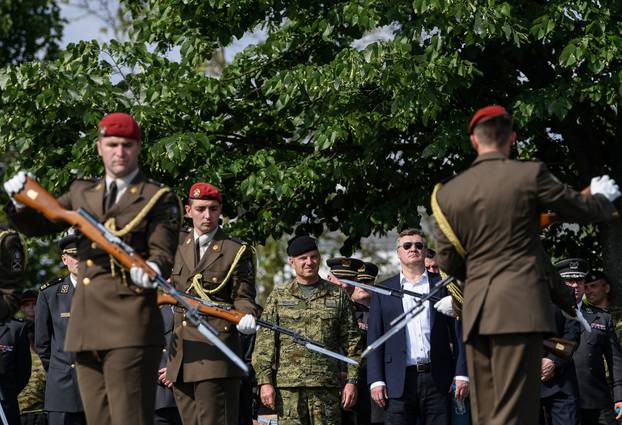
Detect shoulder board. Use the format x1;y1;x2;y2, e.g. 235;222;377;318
40;277;64;291
227;236;247;246
180;227;192;234
146;178;167;188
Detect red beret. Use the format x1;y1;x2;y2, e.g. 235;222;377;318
99;113;142;141
189;182;222;203
468;105;510;134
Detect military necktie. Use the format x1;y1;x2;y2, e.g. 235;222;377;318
194;234;209;266
104;181;117;213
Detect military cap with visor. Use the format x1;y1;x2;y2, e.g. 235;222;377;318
358;261;379;284
554;258;589;280
327;257;364;281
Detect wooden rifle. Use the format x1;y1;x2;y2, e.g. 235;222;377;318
157;292;358;365
12;176;250;373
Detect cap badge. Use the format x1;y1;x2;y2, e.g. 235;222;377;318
193;188;201;198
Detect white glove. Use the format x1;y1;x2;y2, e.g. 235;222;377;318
590;175;621;202
561;307;591;333
434;295;454;317
236;314;257;335
3;171;28;208
129;261;160;289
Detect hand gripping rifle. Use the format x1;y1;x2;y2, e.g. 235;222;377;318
157;292;358;365
13;176;249;374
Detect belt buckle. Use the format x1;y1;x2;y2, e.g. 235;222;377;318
416;363;429;372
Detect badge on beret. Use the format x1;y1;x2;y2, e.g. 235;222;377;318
193;188;201;198
10;249;24;272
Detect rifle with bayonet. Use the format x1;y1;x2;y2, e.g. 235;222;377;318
12;176;249;374
157;292;358;365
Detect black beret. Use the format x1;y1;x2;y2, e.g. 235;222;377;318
59;233;78;255
20;289;37;304
554;258;588;280
358;262;379;284
327;257;364;281
585;270;608;284
287;235;318;257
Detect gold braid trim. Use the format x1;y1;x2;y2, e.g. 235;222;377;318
103;187;171;282
431;183;465;257
431;183;466;307
189;244;247;304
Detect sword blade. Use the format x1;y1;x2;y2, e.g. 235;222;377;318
304;342;359;365
361;305;425;358
196;323;249;374
339;278;395;297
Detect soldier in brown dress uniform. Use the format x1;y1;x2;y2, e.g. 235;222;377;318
4;112;181;425
433;105;620;425
163;182;260;425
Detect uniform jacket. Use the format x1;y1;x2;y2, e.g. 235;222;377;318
252;278;363;388
541;307;581;398
8;171;181;351
366;272;467;398
155;305;177;410
574;304;622;409
167;227;260;382
35;276;83;412
0;318;31;424
435;153;617;340
0;226;25;321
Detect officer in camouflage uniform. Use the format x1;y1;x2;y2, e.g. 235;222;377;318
18;290;47;425
253;236;363;425
0;224;26;321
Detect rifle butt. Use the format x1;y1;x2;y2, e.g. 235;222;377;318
14;177;74;223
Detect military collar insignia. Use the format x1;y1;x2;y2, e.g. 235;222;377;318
60;284;70;294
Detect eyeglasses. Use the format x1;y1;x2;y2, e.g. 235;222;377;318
398;241;425;251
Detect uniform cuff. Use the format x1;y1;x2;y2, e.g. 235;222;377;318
370;381;386;390
454;376;469;382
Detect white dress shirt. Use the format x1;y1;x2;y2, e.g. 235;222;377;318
194;227;218;260
70;274;77;288
104;168;140;204
401;270;431;365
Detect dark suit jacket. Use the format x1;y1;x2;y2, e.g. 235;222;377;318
155;305;177;410
8;171;181;351
574;305;622;409
435;153;617;340
35;276;83;412
366;272;467;398
0;318;31;424
541;307;580;398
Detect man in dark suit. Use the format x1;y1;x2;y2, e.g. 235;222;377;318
5;112;181;425
574;270;622;425
35;232;86;425
434;105;620;425
155;305;182;425
539;306;581;425
367;228;467;425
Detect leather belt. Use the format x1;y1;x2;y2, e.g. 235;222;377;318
408;363;431;373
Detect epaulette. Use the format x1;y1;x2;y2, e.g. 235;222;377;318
147;178;167;188
227;236;247;246
39;277;64;291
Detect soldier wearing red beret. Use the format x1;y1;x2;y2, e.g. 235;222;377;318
432;105;621;425
163;182;260;425
4;112;181;425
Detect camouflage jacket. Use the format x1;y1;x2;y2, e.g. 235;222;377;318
252;278;362;388
18;348;45;413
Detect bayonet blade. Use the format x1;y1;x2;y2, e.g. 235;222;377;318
339;278;395;297
304;342;359;366
196;323;249;374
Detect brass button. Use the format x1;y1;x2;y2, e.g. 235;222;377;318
82;277;91;285
130;186;138;194
91;242;97;249
182;320;187;327
223;326;229;332
86;259;94;267
70;363;75;368
162;348;167;353
212;277;217;282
